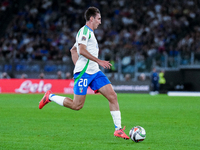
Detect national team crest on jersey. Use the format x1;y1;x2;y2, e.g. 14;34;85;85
79;87;83;93
81;36;86;41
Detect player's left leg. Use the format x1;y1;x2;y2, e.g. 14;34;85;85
98;84;119;111
90;71;129;139
98;84;129;139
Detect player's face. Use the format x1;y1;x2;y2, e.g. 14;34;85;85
93;13;101;29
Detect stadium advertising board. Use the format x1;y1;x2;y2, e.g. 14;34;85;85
0;79;94;94
111;81;150;93
0;79;150;94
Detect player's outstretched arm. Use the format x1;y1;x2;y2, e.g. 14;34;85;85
79;44;112;69
70;46;78;65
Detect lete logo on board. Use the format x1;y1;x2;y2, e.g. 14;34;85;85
15;80;52;93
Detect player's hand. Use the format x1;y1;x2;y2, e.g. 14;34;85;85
98;60;112;69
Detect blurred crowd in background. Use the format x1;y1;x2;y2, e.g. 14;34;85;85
0;0;200;79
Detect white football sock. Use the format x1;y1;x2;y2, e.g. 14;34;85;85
49;94;64;106
110;110;122;130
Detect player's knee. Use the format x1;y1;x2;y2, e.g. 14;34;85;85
108;92;117;102
74;104;83;111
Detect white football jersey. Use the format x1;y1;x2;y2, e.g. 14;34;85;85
73;25;100;74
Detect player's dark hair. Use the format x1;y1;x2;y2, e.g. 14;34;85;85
84;7;100;21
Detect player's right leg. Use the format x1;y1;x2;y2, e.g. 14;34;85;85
39;71;90;110
63;94;86;110
39;90;52;109
39;91;86;110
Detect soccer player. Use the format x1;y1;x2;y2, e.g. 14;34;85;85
151;68;159;93
39;6;129;140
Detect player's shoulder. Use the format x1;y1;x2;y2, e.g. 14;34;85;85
78;26;94;39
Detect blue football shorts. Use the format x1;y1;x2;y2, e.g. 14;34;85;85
73;71;111;95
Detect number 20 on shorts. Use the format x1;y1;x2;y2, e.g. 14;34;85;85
78;79;88;87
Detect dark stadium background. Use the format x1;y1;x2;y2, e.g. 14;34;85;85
0;0;200;92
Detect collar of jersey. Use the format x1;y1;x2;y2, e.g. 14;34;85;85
85;25;93;32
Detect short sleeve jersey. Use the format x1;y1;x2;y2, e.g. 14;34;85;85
73;25;100;74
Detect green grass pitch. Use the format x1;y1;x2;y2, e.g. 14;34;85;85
0;93;199;150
